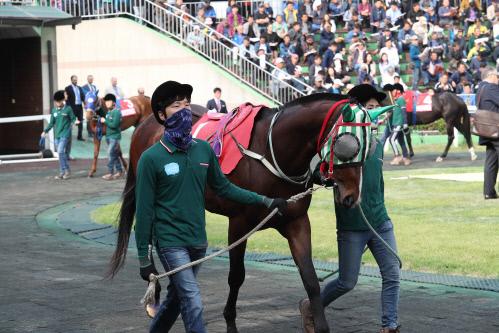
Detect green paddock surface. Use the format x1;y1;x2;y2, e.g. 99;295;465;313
93;165;498;279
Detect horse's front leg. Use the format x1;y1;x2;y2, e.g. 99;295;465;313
88;137;101;177
117;144;128;172
223;217;249;333
436;123;455;162
284;214;329;333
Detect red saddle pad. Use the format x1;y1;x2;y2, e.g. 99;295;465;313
192;103;265;174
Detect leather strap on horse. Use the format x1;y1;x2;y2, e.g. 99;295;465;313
316;99;349;155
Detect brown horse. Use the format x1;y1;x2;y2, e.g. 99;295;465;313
403;92;477;162
109;94;368;333
84;94;153;177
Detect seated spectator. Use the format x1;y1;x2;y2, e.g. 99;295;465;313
380;38;399;71
264;24;280;58
493;36;499;63
469;52;488;76
254;36;269;55
283;1;298;26
324;66;337;85
438;0;456;26
255;4;270;34
365;53;378;84
302;33;318;66
225;0;237;16
330;79;345;94
319;23;335;54
232;25;246;46
448;42;465;70
322;42;338;68
358;64;375;84
451;62;474;88
299;0;314;20
408;2;425;25
434;73;455;93
288;22;303;46
329;0;343;16
299;13;312;35
320;14;336;34
398;21;416;53
393;73;408;91
272;15;289;39
461;1;482;32
279;34;296;59
345;24;365;44
239;37;256;60
309;54;323;85
422;51;444;85
291;65;308;94
386;2;403;26
462;82;474;94
413;15;433;45
379;53;392;85
486;1;497;21
187;25;205;49
466;18;488;38
468;39;490;61
271;57;291;97
227;5;243;35
453;28;467;51
255;47;268;70
195;8;207;25
344;8;363;31
286;53;300;74
428;31;445;57
358;0;372;29
263;1;274;20
352;42;368;72
378;27;393;49
243;15;260;42
410;35;424;90
333;51;351;83
216;19;232;40
202;0;216;20
424;6;438;24
311;75;329;94
371;0;386;32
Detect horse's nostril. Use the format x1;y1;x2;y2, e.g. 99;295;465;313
343;195;355;207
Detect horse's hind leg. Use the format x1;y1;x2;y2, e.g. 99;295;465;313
117;144;128;172
436;123;455;162
284;215;329;333
455;115;477;161
224;218;248;333
88;137;101;177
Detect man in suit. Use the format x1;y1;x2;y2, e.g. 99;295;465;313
65;75;85;141
476;67;499;199
82;75;98;139
105;77;126;104
206;87;228;113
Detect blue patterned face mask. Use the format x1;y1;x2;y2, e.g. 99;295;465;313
163;108;193;151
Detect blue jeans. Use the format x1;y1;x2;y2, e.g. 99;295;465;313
321;220;400;329
106;138;122;174
412;66;422;90
150;246;207;333
54;137;70;174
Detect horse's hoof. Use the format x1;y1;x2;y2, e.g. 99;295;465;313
226;325;238;333
435;156;444;163
88;173;94;178
471;154;478;161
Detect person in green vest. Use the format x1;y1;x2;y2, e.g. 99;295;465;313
300;84;401;333
100;93;124;180
136;81;288;333
40;90;79;180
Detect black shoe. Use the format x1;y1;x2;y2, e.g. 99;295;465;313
77;137;85;141
484;194;498;200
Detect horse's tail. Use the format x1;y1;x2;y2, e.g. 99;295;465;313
106;164;137;279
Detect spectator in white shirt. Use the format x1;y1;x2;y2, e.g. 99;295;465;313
379;38;400;71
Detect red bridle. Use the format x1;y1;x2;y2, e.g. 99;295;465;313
316;99;371;180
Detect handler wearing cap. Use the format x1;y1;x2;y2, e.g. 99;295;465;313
476;67;499;199
136;81;288;332
100;94;124;180
300;84;401;333
41;90;79;179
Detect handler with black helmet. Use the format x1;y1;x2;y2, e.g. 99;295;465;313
135;81;287;333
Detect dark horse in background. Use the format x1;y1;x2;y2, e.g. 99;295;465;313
404;92;477;162
108;94;367;333
84;92;153;177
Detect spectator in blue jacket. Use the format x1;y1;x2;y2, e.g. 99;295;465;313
322;42;338;68
422;51;444;85
371;0;386;32
398;21;416;53
319;23;335;54
450;62;474;87
409;35;423;89
279;34;296;59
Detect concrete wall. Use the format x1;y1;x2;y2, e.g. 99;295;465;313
56;18;272;109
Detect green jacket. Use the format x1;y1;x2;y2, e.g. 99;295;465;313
135;139;267;266
389;96;406;127
43;105;76;139
104;108;122;140
334;140;390;231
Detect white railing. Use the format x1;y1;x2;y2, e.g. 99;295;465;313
36;0;312;105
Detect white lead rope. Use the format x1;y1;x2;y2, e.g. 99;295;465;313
141;187;320;306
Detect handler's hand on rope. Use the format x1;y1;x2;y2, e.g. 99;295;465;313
264;197;288;216
140;264;159;282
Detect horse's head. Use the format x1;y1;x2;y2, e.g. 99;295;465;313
84;90;100;120
318;102;394;208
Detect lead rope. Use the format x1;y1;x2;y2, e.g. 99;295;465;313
140;186;322;307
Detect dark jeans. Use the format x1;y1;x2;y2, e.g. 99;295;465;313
150;246;207;333
106;138;122;174
484;140;499;196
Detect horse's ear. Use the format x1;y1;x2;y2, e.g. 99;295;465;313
341;104;355;122
367;105;396;121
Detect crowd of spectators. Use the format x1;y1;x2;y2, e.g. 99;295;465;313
178;0;499;96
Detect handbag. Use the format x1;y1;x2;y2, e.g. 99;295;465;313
472;88;499;139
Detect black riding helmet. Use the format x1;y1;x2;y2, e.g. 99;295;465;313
348;84;387;105
53;90;65;102
103;93;117;103
151;81;193;124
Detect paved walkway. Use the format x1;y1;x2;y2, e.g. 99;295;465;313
1;161;498;333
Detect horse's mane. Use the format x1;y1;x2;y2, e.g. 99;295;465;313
281;93;348;109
